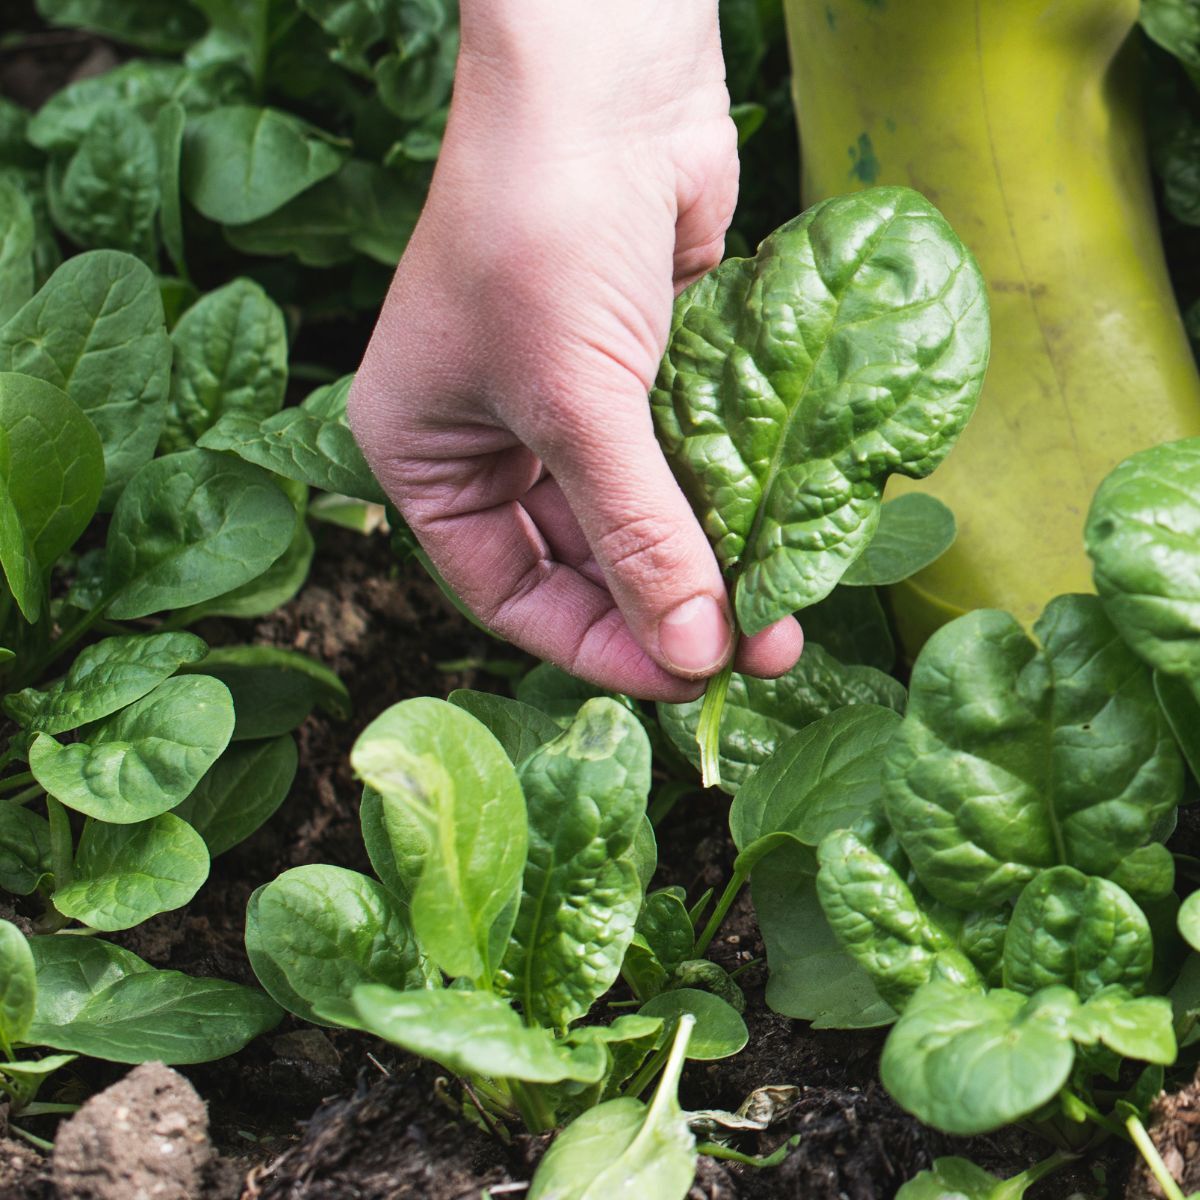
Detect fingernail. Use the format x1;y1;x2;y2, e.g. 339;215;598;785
658;595;731;676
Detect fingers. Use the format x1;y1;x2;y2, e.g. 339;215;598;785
736;617;804;678
672;119;739;290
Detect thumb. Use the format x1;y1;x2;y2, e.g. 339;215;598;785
528;387;734;680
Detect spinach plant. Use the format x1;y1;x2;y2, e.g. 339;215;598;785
651;185;989;785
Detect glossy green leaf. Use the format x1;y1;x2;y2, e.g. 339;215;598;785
155;102;187;279
35;0;206;52
636;890;694;977
351;697;527;983
752;840;895;1028
53;814;209;931
198;374;385;502
0;462;38;622
358;783;424;906
0;805;51;895
515;663;618;728
0;372;105;570
1180;891;1200;954
841;494;956;587
0;180;34;324
5;631;207;735
817;830;978;1011
30;675;235;822
26;936;280;1063
1086;439;1200;677
497;700;650;1028
1003;867;1152;999
104;449;296;618
447;690;561;765
0;921;35;1051
1156;670;1200;783
881;982;1079;1135
0;250;170;508
652;186;988;635
375;30;457;122
183;644;350;740
731;705;902;853
1066;987;1176;1064
897;1156;1064;1200
346;984;606;1083
182;106;347;225
48;105;159;260
660;646;905;794
163;278;288;451
565;1014;664;1100
529;1015;696;1200
638;988;747;1060
1108;842;1177;905
246;866;423;1026
883;595;1182;909
173;736;297;857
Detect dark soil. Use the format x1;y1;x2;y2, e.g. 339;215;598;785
1126;1070;1200;1199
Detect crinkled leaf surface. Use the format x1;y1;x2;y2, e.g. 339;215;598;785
0;372;104;570
53;813;209;931
163;277;288;451
0;921;35;1049
752;839;895;1028
883;595;1182;910
346;984;606;1083
182;644;350;740
246;866;423;1026
1066;987;1176;1064
660;645;905;794
199;374;385;502
5;631;207;735
173;735;297;857
881;982;1079;1135
841;493;956;587
731;705;901;852
0;250;170;507
104;449;295;618
29;675;235;822
651;186;988;634
496;700;650;1029
1086;439;1200;677
0;805;50;895
182;105;346;225
448;690;561;766
351;697;526;983
636;890;694;977
1003;867;1151;999
26;935;279;1063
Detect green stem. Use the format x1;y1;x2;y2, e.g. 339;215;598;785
623;1043;671;1101
0;772;35;793
7;784;45;807
1127;1114;1187;1200
696;663;734;790
510;1081;555;1134
13;601;106;690
1012;1151;1077;1193
1063;1092;1128;1141
697;1136;800;1167
8;1125;53;1153
692;866;749;959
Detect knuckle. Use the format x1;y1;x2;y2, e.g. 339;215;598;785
595;513;692;585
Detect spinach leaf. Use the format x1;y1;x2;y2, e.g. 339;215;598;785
53;813;209;931
1086;439;1200;678
1003;867;1152;999
515;663;617;727
840;493;956;587
897;1156;1068;1200
29;675;236;822
636;890;694;979
173;736;297;857
0;250;171;507
104;449;296;618
0;467;39;624
652;186;988;635
497;700;650;1028
154;103;187;280
817;830;979;1010
1066;988;1176;1063
358;783;424;906
0;922;35;1052
26;936;280;1063
245;865;423;1026
163;278;288;451
199;374;385;502
637;988;747;1060
182;645;350;740
35;0;206;53
47;105;159;260
5;631;207;734
0;805;51;895
0;181;34;324
375;30;458;123
660;646;905;793
1156;671;1200;783
351;698;527;983
447;689;561;765
0;371;105;569
528;1015;696;1200
182;106;347;225
345;985;607;1084
1181;890;1200;953
1141;0;1200;78
883;595;1182;909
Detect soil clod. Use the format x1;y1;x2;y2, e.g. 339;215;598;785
1126;1073;1200;1199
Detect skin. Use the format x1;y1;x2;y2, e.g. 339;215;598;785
349;1;804;701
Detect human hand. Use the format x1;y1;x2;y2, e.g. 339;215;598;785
349;0;804;701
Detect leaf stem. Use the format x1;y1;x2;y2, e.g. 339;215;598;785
641;1014;694;1129
7;784;45;807
1127;1114;1187;1200
12;601;106;691
692;866;749;959
696;1135;800;1167
696;663;734;790
622;1043;671;1101
510;1081;555;1135
0;771;35;793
